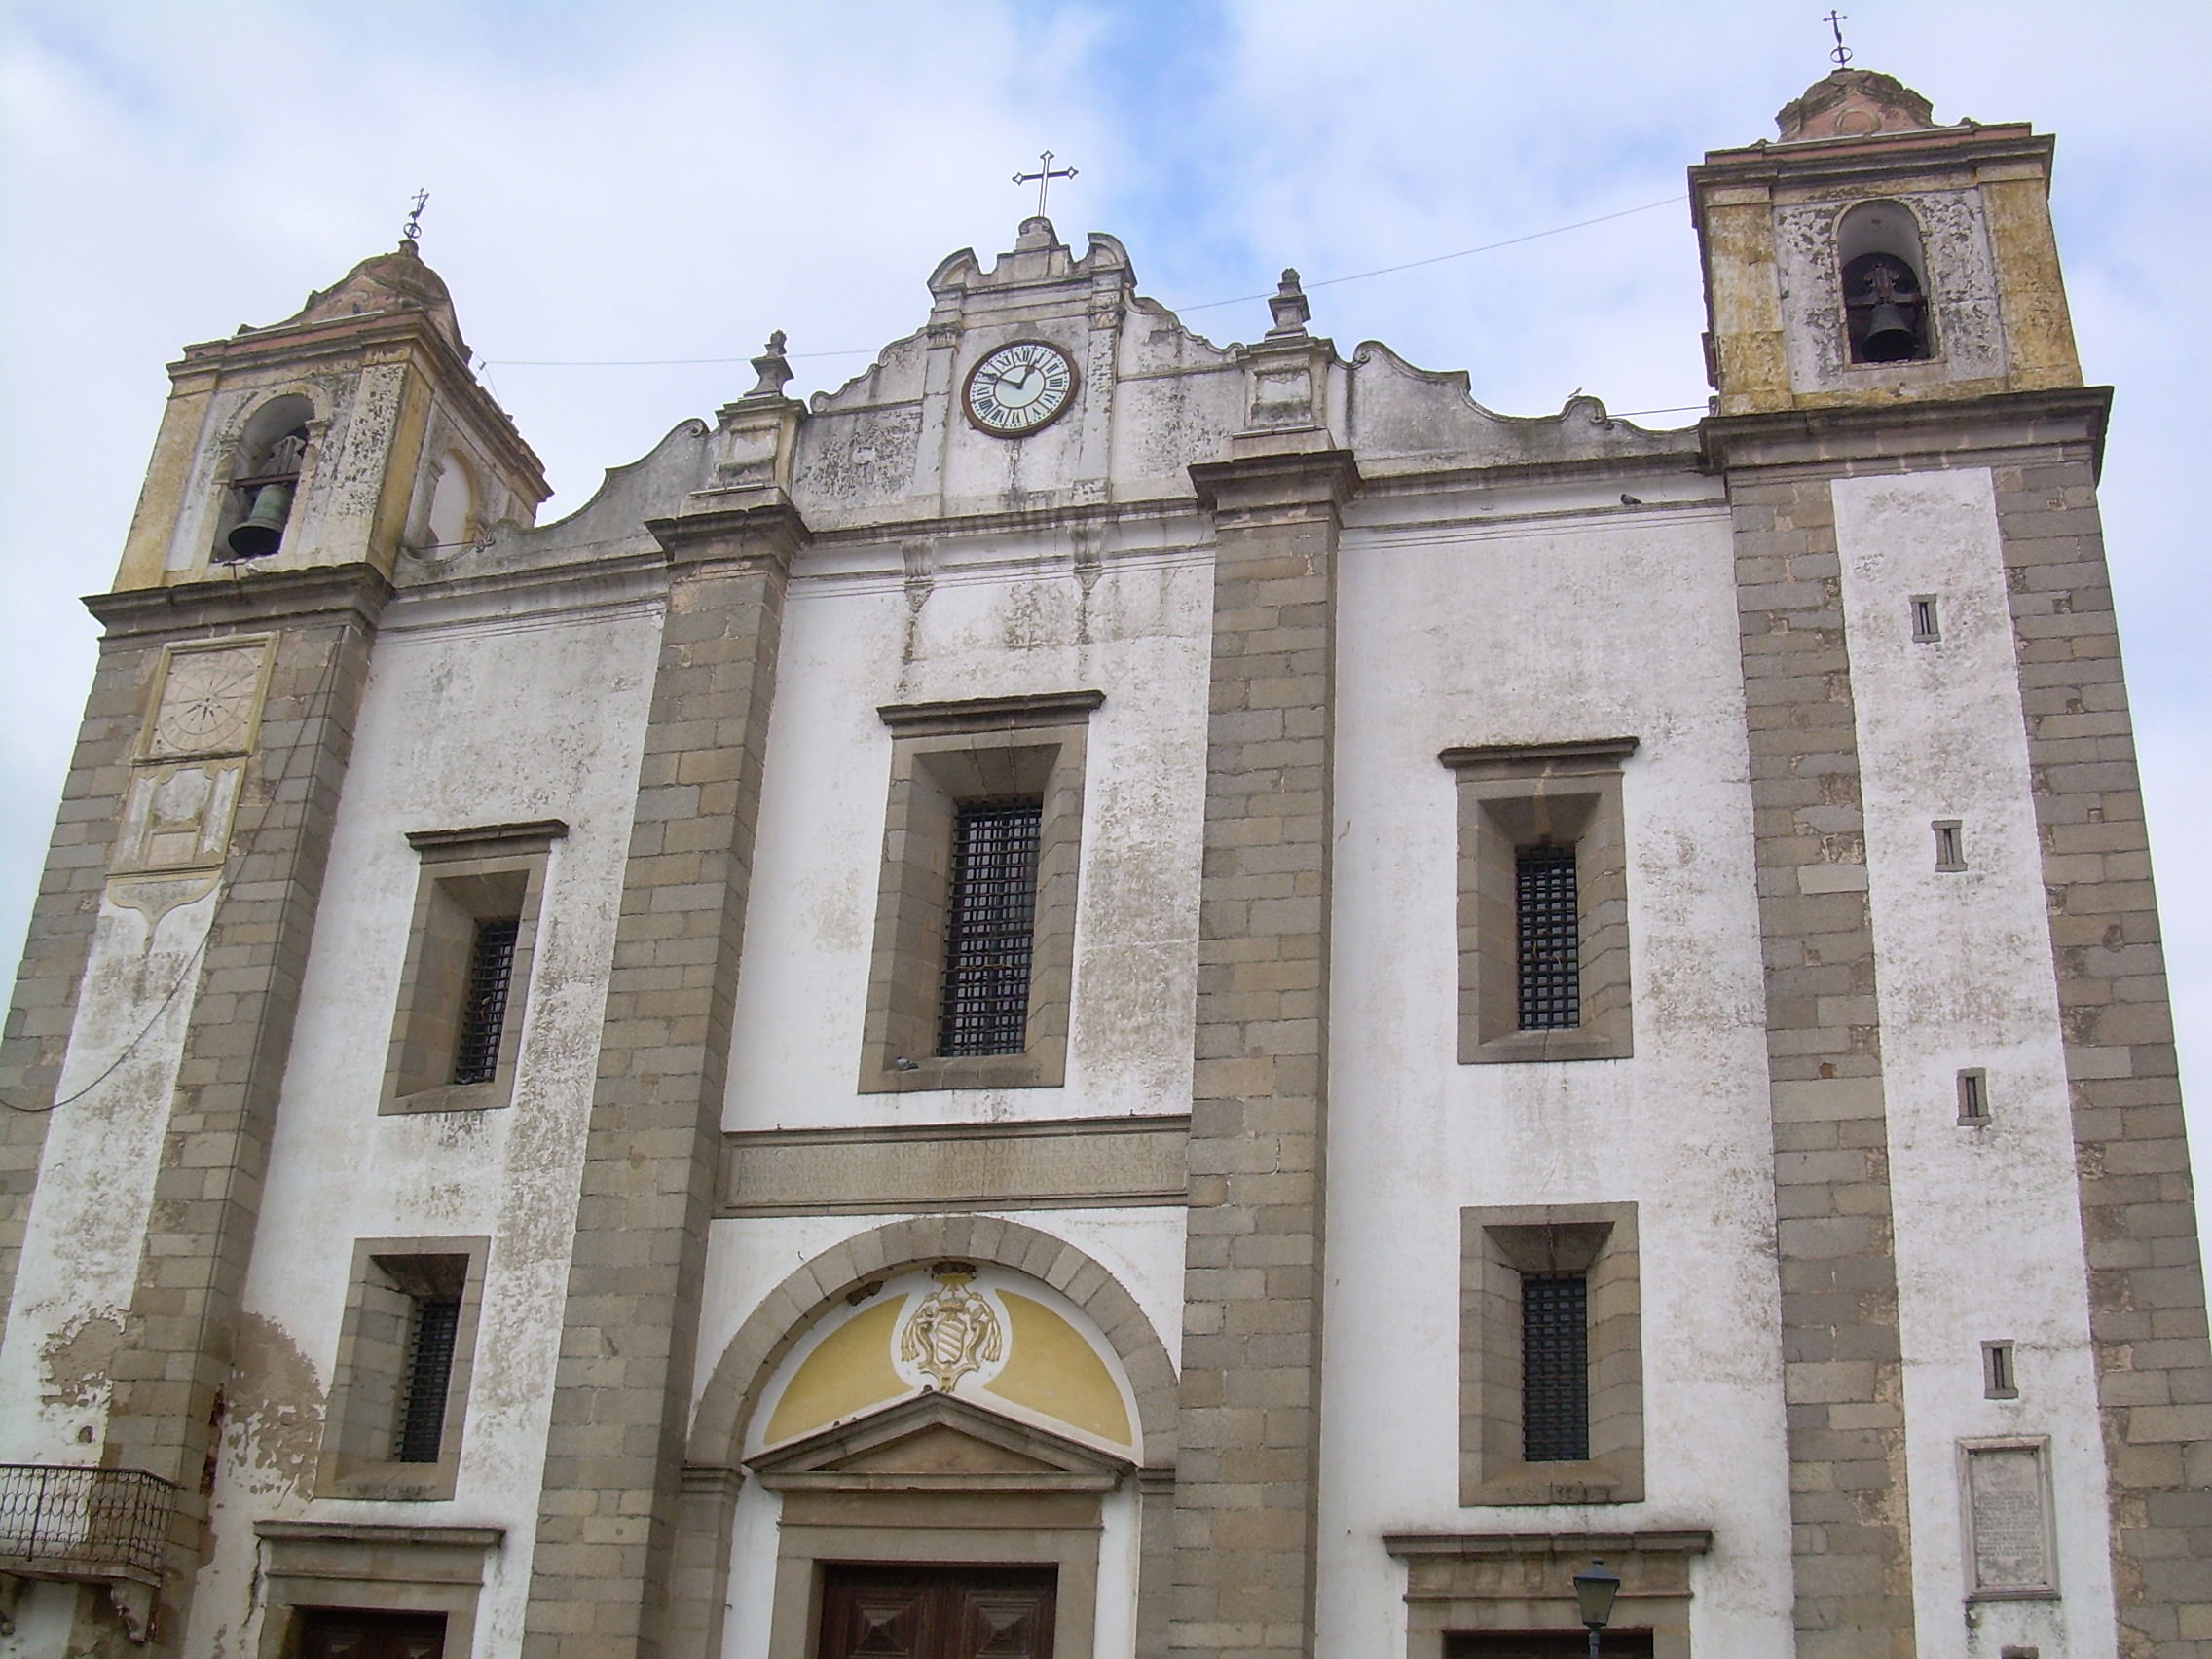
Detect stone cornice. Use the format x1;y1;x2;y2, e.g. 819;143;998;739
1190;446;1361;516
86;562;393;640
1383;1529;1714;1559
876;688;1104;735
645;492;812;571
1439;736;1640;776
1690;124;2054;220
1700;386;2112;478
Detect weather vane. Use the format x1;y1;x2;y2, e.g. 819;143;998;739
402;188;429;243
1823;10;1853;67
1012;151;1077;219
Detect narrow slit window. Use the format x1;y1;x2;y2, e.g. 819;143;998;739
1983;1339;2018;1399
452;918;520;1086
1522;1272;1590;1463
1515;844;1580;1030
394;1295;462;1463
938;799;1043;1057
1910;595;1941;642
1934;820;1966;872
1958;1067;1991;1123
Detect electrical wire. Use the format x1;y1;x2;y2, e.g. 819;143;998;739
481;194;1689;369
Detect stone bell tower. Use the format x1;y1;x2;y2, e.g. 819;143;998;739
1696;67;2212;1659
0;240;543;1655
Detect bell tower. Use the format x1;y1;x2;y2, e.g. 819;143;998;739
1690;67;2083;416
113;237;546;587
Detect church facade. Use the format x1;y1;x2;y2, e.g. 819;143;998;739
0;67;2205;1659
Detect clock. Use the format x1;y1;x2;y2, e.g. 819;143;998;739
964;340;1077;436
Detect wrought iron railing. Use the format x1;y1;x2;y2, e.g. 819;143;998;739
0;1463;174;1580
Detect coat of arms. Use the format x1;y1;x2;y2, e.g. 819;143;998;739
900;1266;1003;1391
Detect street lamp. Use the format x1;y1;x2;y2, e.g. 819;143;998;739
1572;1559;1620;1658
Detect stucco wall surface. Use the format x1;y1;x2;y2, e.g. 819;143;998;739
722;545;1213;1130
182;602;660;1659
1832;467;2117;1658
1319;494;1797;1655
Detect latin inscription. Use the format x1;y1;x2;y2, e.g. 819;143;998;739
1967;1442;2055;1596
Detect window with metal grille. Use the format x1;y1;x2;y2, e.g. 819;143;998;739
394;1295;461;1464
937;800;1043;1057
1515;844;1580;1030
1522;1272;1590;1463
452;918;520;1086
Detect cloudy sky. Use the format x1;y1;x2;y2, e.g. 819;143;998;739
3;1;2206;1228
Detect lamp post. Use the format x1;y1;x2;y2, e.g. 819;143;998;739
1572;1559;1620;1659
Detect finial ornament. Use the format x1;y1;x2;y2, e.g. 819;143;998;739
402;188;429;243
1267;268;1312;338
1013;150;1078;219
1823;10;1853;67
745;330;793;400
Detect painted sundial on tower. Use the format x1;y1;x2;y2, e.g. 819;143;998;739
149;645;265;758
964;340;1077;437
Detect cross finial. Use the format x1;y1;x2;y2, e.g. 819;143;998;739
1012;150;1078;219
1823;10;1853;67
402;188;430;243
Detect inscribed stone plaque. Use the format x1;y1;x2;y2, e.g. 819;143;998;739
1965;1440;2055;1596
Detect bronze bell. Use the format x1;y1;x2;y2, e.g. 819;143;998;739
224;481;294;560
1860;298;1920;363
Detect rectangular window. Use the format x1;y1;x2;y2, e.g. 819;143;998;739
317;1239;486;1500
1442;737;1638;1063
395;1293;464;1462
383;820;563;1114
1958;1067;1991;1124
1460;1203;1642;1505
862;691;1101;1093
1514;846;1581;1030
1910;594;1941;642
1983;1340;2018;1400
452;919;520;1086
938;800;1044;1057
1520;1272;1590;1462
1934;819;1966;871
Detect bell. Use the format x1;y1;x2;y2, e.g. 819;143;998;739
224;482;294;560
1860;299;1920;363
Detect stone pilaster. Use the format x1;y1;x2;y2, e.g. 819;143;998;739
1171;444;1354;1659
1710;438;1919;1659
1988;398;2212;1658
95;567;389;1651
521;497;802;1659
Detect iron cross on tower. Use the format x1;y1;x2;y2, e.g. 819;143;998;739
1823;10;1854;67
1013;151;1077;218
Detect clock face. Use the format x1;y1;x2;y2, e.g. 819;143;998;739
964;340;1077;436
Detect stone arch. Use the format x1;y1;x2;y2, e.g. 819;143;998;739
688;1214;1178;1471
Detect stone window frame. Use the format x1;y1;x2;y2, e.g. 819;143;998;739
1460;1202;1643;1506
859;690;1101;1094
1440;737;1637;1064
252;1521;502;1659
316;1235;490;1502
1383;1530;1709;1659
382;819;566;1115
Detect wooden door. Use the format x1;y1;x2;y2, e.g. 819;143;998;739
819;1566;1056;1659
1445;1632;1655;1658
295;1610;446;1659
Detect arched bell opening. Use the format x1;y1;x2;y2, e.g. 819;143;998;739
1836;200;1935;365
218;393;316;562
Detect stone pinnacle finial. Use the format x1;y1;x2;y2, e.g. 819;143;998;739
745;330;793;400
1268;269;1311;338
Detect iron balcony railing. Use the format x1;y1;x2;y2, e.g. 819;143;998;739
0;1463;174;1581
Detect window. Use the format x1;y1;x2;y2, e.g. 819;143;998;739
1934;819;1966;871
1910;594;1941;642
383;820;564;1114
318;1240;488;1500
1460;1203;1641;1504
939;800;1045;1057
1958;1067;1991;1124
1983;1340;2018;1400
255;1522;499;1659
1441;737;1637;1063
861;691;1101;1093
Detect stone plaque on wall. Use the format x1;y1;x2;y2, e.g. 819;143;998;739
1963;1439;2057;1598
142;637;274;761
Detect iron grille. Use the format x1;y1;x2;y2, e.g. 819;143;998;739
0;1463;175;1580
395;1297;462;1463
452;918;520;1086
938;799;1043;1057
1515;844;1580;1030
1521;1272;1590;1463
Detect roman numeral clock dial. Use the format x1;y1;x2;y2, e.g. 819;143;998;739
963;340;1077;436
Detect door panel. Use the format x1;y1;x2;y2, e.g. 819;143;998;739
296;1610;447;1659
821;1567;1056;1659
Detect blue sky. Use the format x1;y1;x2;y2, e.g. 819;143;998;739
3;0;2207;1229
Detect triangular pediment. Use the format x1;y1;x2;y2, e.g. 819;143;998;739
745;1389;1132;1493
